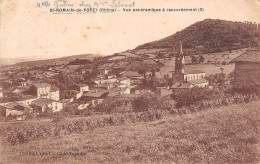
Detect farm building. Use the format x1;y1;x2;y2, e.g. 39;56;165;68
31;98;63;113
0;102;31;120
26;83;60;101
232;49;260;94
78;90;109;106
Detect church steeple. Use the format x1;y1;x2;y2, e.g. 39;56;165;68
175;41;185;74
179;41;183;55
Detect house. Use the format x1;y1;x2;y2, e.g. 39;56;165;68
50;86;60;101
28;83;51;98
232;49;260;94
94;78;117;85
12;86;31;95
17;95;38;106
118;77;131;87
79;90;109;106
171;41;209;91
0;102;31;120
70;84;89;93
171;82;194;93
91;84;110;91
27;83;60;101
69;84;89;100
107;86;131;97
120;71;143;84
155;84;172;97
31;98;63;113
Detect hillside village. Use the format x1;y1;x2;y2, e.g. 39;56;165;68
0;42;207;120
0;19;260;121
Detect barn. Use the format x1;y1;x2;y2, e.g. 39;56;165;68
232;49;260;94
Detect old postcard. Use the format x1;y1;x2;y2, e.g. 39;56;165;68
0;0;260;163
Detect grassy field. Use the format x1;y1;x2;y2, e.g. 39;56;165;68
1;101;260;164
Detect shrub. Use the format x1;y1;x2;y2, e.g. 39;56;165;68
132;94;161;112
40;107;53;118
132;95;151;112
52;114;65;123
95;96;133;113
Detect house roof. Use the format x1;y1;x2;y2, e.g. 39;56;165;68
31;98;54;106
33;83;51;88
83;90;108;98
188;78;209;85
108;88;121;97
184;70;205;75
93;84;108;88
232;49;260;63
121;71;142;77
17;95;37;101
118;77;130;81
2;102;20;109
171;82;193;89
2;102;31;109
50;86;59;91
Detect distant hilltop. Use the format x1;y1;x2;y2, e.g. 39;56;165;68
135;19;260;53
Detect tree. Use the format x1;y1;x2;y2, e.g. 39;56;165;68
199;55;205;63
40;107;53;118
220;67;224;74
138;69;146;78
151;69;156;77
191;56;198;63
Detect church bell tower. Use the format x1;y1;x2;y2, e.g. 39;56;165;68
175;41;185;74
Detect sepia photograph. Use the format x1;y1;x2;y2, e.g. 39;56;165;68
0;0;260;163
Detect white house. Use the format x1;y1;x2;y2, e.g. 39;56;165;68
31;98;63;113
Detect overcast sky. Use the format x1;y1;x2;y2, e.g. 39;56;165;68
0;0;260;60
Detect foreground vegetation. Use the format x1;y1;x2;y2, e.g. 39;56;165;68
1;86;258;145
1;101;260;163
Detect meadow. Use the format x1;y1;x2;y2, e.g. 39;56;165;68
1;101;260;164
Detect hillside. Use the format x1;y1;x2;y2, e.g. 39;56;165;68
1;101;260;163
14;54;95;67
136;19;259;53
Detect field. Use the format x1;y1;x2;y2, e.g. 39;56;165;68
1;101;260;163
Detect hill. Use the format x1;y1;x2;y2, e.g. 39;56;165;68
1;101;260;163
135;19;259;53
14;54;95;67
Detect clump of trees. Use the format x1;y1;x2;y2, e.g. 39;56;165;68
69;58;92;65
191;55;205;63
171;87;258;109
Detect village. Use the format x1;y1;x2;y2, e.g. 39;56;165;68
1;43;260;121
0;41;216;121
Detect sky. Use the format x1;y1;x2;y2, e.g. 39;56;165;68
0;0;260;60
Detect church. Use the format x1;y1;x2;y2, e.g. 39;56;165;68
170;42;209;91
